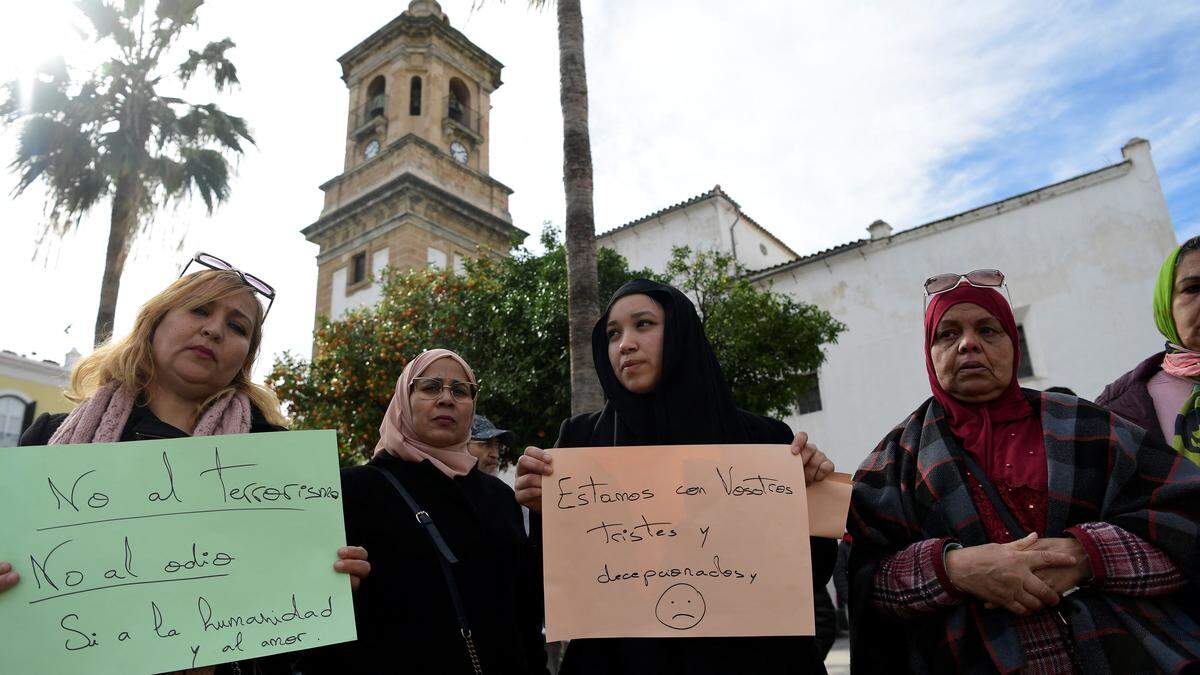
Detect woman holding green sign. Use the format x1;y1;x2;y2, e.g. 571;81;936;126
8;254;371;674
515;279;839;674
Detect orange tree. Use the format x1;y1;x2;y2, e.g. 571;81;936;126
270;228;656;466
270;231;846;467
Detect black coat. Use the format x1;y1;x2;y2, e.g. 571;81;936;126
550;408;837;675
1095;351;1167;446
317;453;547;675
19;403;288;675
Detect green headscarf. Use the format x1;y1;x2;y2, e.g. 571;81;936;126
1153;243;1200;465
1154;246;1184;345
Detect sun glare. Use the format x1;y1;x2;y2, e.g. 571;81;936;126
0;0;90;108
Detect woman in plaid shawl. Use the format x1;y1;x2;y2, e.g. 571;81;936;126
847;274;1200;674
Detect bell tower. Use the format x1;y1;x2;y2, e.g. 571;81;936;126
302;0;526;321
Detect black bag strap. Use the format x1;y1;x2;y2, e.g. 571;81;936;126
367;464;458;563
365;464;483;674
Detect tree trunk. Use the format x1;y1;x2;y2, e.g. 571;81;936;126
93;172;141;346
557;0;603;414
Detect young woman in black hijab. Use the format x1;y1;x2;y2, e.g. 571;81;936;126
517;279;839;674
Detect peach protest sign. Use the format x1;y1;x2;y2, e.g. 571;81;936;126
807;472;853;538
542;444;846;641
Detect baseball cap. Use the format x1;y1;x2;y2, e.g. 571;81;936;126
471;414;512;442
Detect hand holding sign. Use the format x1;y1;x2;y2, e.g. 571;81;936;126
333;546;370;591
790;431;836;484
515;446;554;514
0;561;18;593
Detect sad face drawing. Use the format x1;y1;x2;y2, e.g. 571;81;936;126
655;583;706;630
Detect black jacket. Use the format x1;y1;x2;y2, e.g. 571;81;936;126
551;409;837;675
317;453;547;674
1095;351;1167;446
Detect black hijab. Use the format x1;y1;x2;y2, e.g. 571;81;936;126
591;279;749;445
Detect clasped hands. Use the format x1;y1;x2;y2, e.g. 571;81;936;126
944;533;1091;616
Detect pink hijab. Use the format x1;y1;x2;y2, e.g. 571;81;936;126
373;348;479;478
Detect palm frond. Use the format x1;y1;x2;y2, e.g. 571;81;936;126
77;0;136;48
145;154;186;194
179;146;229;212
154;0;203;26
170;102;254;151
11;116;107;222
177;38;239;91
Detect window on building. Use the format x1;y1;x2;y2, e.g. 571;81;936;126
427;247;448;270
453;254;466;275
349;252;368;286
1016;324;1034;379
448;77;470;124
365;76;386;120
0;395;31;448
795;372;822;415
409;76;422;116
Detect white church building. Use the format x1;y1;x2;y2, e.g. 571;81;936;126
597;138;1177;473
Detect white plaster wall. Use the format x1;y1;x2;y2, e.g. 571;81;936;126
599;196;795;273
759;141;1177;475
330;249;391;317
598;200;726;272
718;199;795;270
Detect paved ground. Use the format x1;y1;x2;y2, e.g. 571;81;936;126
825;636;851;675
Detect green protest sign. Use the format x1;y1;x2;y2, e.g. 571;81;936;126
0;430;356;674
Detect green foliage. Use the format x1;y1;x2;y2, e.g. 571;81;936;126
271;233;845;467
270;228;657;467
0;0;252;234
666;247;845;418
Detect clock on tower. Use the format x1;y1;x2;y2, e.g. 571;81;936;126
301;0;527;324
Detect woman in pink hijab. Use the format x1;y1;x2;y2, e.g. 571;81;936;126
324;349;547;674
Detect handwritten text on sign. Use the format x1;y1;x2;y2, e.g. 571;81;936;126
542;444;814;641
0;430;355;674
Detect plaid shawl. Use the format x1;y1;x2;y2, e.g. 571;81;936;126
848;390;1200;674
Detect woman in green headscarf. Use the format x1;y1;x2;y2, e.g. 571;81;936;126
1097;236;1200;463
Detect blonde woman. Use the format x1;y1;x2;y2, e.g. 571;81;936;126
4;253;369;674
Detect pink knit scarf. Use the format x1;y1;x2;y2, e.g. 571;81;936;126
1163;348;1200;381
48;381;252;444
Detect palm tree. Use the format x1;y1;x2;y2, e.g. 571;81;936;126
520;0;604;413
1;0;253;346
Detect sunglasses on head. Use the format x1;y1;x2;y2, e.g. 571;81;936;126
924;269;1005;295
922;269;1009;310
179;252;276;319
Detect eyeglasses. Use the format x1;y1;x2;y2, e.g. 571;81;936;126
924;269;1005;295
180;252;276;319
409;377;480;402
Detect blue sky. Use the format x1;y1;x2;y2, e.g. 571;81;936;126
917;5;1200;238
0;0;1196;369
